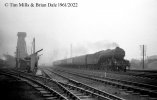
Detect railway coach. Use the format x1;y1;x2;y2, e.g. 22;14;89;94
53;47;130;71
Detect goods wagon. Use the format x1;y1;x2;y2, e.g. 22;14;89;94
53;47;130;71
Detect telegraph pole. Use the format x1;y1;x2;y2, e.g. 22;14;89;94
33;38;35;53
142;45;144;69
70;44;72;58
140;45;146;69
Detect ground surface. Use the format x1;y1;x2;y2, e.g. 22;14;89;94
0;73;44;100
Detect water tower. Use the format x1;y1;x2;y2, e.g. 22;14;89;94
16;32;28;59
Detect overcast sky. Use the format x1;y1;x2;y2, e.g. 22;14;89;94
0;0;157;65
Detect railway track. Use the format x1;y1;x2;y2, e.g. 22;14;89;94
42;69;125;100
48;67;157;100
52;67;157;86
105;70;157;80
125;70;157;80
0;69;68;100
1;68;118;100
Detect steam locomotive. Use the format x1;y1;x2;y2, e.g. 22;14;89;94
53;47;130;71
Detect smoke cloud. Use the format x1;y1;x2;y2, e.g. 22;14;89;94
86;40;119;53
51;40;119;62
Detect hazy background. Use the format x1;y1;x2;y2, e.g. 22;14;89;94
0;0;157;66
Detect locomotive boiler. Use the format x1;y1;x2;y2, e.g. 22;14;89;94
53;47;130;71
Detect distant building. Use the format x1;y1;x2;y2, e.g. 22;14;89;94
3;54;16;67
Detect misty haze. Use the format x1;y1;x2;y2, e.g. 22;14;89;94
1;1;157;100
0;0;157;69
